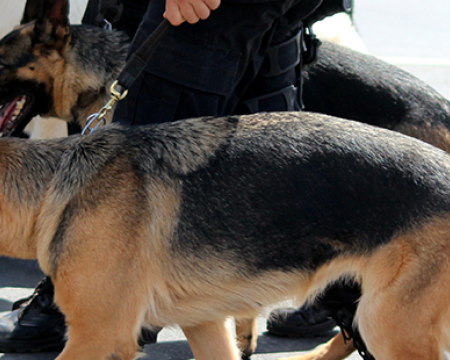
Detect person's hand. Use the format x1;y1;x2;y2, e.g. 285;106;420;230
164;0;221;25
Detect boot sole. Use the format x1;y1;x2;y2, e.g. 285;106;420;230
0;336;65;353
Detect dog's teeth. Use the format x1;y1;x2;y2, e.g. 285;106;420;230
16;97;26;110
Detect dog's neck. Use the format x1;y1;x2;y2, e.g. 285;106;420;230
43;26;128;127
72;86;115;127
69;26;128;127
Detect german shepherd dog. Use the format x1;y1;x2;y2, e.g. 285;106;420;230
2;110;450;360
2;1;450;359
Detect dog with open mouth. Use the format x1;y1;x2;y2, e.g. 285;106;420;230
0;82;50;137
0;0;88;139
0;95;28;136
0;0;127;138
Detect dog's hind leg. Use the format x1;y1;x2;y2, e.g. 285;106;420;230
235;317;258;359
357;291;446;360
182;320;241;360
356;222;450;360
277;332;355;360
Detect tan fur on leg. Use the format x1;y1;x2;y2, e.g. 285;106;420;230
356;219;450;360
277;332;355;360
183;320;241;360
50;209;157;360
235;317;258;358
53;266;146;360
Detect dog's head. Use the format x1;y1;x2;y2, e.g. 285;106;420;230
0;0;71;136
0;0;128;136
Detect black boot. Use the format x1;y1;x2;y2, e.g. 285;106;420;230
0;277;160;353
266;304;336;337
0;277;66;352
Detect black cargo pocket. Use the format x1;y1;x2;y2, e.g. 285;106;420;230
142;23;242;97
124;69;183;125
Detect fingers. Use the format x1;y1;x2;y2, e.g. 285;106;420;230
164;0;185;26
201;0;221;14
164;0;221;26
192;1;211;21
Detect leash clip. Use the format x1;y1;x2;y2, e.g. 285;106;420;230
102;19;113;31
82;80;128;135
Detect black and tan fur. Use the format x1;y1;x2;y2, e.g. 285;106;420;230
2;112;450;360
2;1;450;359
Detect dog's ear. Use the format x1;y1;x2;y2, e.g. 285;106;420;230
21;0;43;24
22;0;70;48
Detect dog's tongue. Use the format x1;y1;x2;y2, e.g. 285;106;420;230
0;97;24;134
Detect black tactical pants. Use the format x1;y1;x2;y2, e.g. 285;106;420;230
108;0;323;125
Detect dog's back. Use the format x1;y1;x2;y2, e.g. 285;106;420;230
48;112;450;272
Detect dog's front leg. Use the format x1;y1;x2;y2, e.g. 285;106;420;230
182;320;241;360
235;317;258;359
51;261;148;360
52;281;143;360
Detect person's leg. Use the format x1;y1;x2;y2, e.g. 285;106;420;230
112;0;317;125
80;0;99;26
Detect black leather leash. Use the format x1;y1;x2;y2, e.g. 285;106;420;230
82;19;171;135
117;19;171;91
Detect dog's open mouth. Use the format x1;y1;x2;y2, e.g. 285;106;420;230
0;95;34;137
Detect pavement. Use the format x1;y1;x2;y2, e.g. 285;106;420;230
0;0;449;359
